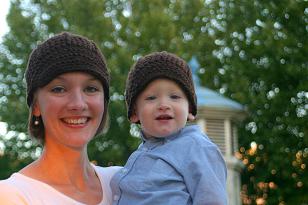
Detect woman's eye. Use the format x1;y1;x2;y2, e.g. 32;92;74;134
51;86;65;93
85;86;99;93
145;96;156;100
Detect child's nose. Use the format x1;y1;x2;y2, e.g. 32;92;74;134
158;98;171;110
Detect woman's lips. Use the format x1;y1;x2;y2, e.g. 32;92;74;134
61;117;89;125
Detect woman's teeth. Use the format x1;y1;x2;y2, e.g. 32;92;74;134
63;118;87;125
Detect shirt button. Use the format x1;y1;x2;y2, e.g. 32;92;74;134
113;195;119;201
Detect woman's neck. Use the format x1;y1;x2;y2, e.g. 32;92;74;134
20;142;95;190
19;144;103;204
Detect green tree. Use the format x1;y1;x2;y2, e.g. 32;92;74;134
0;0;138;173
205;1;308;204
0;0;307;204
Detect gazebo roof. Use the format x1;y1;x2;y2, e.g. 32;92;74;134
189;57;244;111
196;87;244;110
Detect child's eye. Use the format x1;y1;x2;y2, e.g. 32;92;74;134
85;86;99;93
170;94;181;99
145;96;156;100
51;86;65;93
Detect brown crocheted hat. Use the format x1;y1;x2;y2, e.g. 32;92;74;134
25;32;109;107
125;51;197;120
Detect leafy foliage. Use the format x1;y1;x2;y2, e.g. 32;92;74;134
0;0;307;204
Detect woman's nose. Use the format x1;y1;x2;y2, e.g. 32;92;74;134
67;90;87;111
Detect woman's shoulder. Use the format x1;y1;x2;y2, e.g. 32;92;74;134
94;165;122;179
93;165;122;205
0;173;23;190
0;173;30;204
94;165;122;172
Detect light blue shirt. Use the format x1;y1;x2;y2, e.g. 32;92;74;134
110;125;227;205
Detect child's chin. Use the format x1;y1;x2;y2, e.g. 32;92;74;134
156;130;178;138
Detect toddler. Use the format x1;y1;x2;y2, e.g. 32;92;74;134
111;51;227;205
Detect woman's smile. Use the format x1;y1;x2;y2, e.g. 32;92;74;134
61;117;89;125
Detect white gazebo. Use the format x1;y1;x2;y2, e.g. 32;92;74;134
189;57;246;205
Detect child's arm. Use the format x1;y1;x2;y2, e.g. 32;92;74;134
183;144;227;205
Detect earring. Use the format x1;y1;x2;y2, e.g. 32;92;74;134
34;116;40;126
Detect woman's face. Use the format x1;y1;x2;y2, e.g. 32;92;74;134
33;72;105;149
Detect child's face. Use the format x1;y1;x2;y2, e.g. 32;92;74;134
130;78;195;139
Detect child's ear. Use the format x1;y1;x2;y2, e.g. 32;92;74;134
187;106;195;121
187;113;195;121
130;107;140;123
130;113;139;123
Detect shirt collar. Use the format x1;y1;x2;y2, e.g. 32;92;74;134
140;127;184;144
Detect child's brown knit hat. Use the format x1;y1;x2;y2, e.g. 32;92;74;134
25;32;109;107
125;51;197;120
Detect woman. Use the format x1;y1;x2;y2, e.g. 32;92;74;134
0;32;120;205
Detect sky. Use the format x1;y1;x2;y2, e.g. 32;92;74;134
0;0;10;41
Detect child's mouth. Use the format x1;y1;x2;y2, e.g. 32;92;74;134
156;115;173;120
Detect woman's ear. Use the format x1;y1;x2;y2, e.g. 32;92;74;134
32;100;41;117
187;113;195;121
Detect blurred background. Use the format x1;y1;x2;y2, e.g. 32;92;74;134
0;0;307;204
